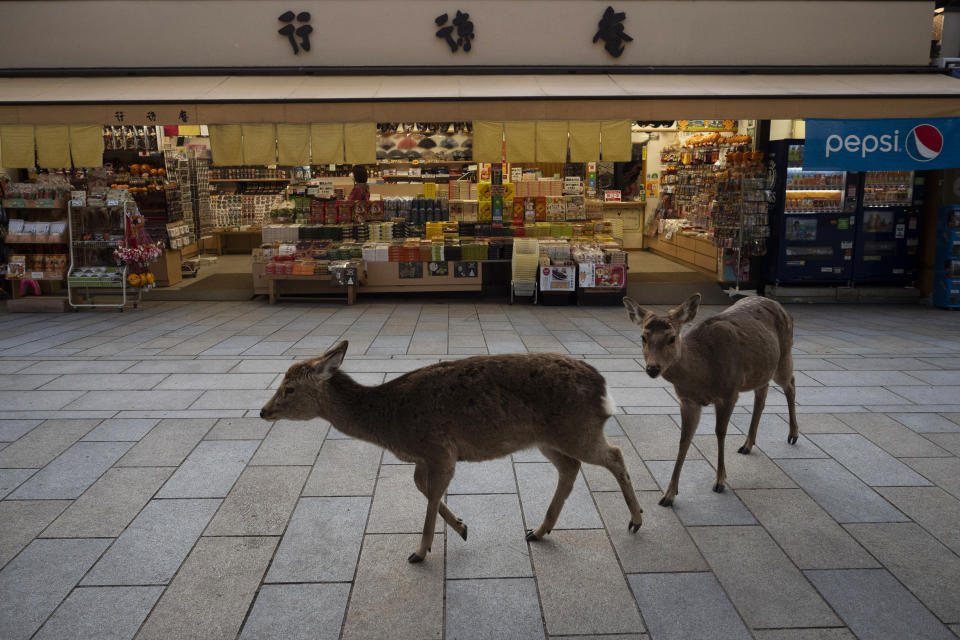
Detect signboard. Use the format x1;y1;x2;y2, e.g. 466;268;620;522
805;118;960;171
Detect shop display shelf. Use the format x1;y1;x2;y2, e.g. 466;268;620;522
209;178;290;183
73;240;123;248
5;239;68;245
785;188;844;192
6;274;66;281
2;199;65;209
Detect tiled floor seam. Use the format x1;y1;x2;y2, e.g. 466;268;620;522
509;444;551;640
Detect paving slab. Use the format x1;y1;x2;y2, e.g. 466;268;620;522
156;439;259;498
925;432;960;456
115;419;214;467
875;486;960;556
239;583;350;640
619;414;703;461
645;460;757;526
595;490;707;573
39;373;168;391
515;463;602;530
836;413;952;457
33;586;164;640
190;389;275;410
628;572;751;640
445;493;532;579
806;370;926;386
776;459;909;523
156;373;276;390
367;464;443;533
303;438;382;496
64;390;201;411
581;436;658;491
806;569;955;640
265;496;369;583
9;441;132;499
0;538;111;640
205;465;308;536
731;417;828;459
690;525;840;628
135;536;276;640
0;418;42;441
902;457;960;499
81;418;160;441
752;630;856;640
890;412;960;433
249;419;326;465
127;359;240;374
0;419;99;468
782;412;854;433
610;387;676;407
0;373;59;390
0;468;35;498
82;498;220;586
807;433;934;486
530;529;644;636
846;522;960;623
693;435;797;489
447;458;517;494
19;360;134;374
0;500;71;567
341;534;444;640
824;356;938;371
204;417;273;440
445;578;545;640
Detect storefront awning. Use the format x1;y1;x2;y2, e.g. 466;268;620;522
1;74;959;123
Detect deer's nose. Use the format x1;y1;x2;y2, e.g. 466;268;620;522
259;409;267;419
646;365;661;378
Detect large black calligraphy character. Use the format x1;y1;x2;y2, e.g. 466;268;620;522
435;10;475;53
278;11;313;54
593;6;632;58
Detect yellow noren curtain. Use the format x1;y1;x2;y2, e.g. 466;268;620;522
568;121;601;163
277;124;310;166
504;121;536;164
344;122;376;165
69;125;104;168
242;124;277;165
35;125;71;169
310;123;344;165
0;125;35;168
208;124;243;166
601;120;633;162
472;121;503;164
535;121;568;163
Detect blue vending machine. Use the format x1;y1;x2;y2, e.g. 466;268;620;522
766;139;859;284
933;204;960;309
853;171;925;284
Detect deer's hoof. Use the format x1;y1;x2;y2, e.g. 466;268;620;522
713;483;725;493
408;552;424;564
628;520;641;533
525;529;540;542
658;496;674;507
737;445;751;455
787;435;798;445
459;523;468;541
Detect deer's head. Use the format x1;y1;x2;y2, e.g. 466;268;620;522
260;340;348;421
623;294;701;378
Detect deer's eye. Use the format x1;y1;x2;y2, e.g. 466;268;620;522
668;336;676;345
284;386;295;395
640;336;646;345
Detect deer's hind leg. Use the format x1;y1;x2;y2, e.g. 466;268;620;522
774;355;800;445
526;446;581;541
413;462;468;543
566;432;644;533
713;398;736;493
738;385;768;455
409;459;456;563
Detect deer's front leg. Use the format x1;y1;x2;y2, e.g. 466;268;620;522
713;397;736;493
409;461;454;563
660;399;701;507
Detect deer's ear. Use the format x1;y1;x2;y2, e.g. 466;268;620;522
670;293;702;325
312;340;348;379
622;296;652;325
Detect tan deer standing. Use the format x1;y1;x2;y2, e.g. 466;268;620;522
261;340;644;563
622;294;799;506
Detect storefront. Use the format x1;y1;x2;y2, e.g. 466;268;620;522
1;0;958;309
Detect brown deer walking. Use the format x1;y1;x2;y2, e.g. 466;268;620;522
261;341;644;563
622;294;799;507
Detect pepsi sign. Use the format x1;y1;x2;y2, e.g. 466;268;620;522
805;118;960;171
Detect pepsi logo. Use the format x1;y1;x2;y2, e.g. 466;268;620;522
905;124;943;162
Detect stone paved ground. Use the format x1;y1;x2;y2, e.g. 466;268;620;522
1;299;960;640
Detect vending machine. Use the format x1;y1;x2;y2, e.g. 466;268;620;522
933;204;960;309
852;171;925;284
766;139;860;284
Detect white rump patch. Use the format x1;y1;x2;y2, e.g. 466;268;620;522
602;388;617;416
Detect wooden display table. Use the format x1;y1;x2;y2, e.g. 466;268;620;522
647;233;719;274
267;274;356;305
212;228;262;255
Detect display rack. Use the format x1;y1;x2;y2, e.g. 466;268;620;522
67;200;139;310
2;193;70;311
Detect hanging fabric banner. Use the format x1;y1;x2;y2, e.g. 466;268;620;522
472;121;504;164
208;124;243;166
344;122;376;165
35;125;71;169
241;123;277;165
0;124;36;168
69;125;104;168
805;118;960;170
601;120;632;162
310;123;345;165
535;121;568;163
568;121;601;163
277;124;310;166
504;121;536;163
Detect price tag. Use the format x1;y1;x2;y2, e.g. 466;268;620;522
7;198;27;208
107;200;120;207
31;271;44;280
